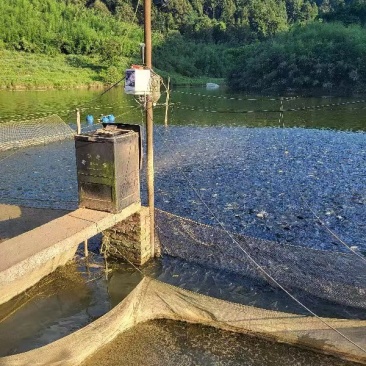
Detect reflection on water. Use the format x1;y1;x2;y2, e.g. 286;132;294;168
0;88;366;131
81;319;360;366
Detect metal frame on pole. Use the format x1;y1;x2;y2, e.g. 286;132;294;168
144;0;155;256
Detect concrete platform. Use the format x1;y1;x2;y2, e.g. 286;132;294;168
0;204;69;243
0;202;141;305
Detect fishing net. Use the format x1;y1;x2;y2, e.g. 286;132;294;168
1;123;366;365
4;207;366;366
1;277;366;366
0;115;75;151
155;209;366;312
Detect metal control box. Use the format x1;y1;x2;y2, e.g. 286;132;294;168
124;68;151;95
124;67;161;102
74;124;141;213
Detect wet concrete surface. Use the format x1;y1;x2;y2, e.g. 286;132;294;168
0;126;365;253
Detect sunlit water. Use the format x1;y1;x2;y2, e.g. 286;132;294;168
1;87;366;130
0;87;365;364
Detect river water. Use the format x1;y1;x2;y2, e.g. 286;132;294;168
0;87;366;130
0;87;365;365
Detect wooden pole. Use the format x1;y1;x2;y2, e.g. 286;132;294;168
144;0;155;257
279;97;284;128
76;108;81;135
84;239;88;258
164;77;170;127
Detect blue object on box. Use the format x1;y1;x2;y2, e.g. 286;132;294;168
86;115;94;125
108;114;116;123
101;116;110;123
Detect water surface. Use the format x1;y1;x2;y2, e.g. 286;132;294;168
0;87;366;130
0;87;366;364
81;319;361;366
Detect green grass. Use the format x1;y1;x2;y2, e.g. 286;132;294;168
0;50;224;89
0;50;106;89
0;50;224;90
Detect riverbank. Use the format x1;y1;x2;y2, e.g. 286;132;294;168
0;50;224;90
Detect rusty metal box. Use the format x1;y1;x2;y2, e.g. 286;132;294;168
74;124;141;213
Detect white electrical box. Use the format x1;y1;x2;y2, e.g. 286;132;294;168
124;68;151;95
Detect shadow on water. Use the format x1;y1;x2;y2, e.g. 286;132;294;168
0;240;142;357
0;254;106;356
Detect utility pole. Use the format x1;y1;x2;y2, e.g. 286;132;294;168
144;0;155;256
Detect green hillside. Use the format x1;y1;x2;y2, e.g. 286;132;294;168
1;0;366;92
228;22;366;93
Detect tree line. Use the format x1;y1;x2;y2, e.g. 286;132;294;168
0;0;143;56
1;0;366;91
227;22;366;93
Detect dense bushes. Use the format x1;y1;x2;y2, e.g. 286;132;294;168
0;0;143;58
2;0;366;91
153;32;227;77
94;0;318;40
227;22;366;92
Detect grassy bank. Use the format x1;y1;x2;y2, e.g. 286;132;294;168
0;50;106;90
0;50;224;90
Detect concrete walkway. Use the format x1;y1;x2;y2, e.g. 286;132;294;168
0;202;140;305
0;204;69;243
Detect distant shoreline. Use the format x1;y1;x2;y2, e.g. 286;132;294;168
0;50;224;91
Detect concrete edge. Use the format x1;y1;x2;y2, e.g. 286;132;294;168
0;203;141;305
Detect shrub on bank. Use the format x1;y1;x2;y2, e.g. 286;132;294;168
227;22;366;93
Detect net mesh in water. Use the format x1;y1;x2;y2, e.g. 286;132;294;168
151;209;366;363
0;123;365;365
0;115;75;151
155;209;366;312
2;277;366;366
